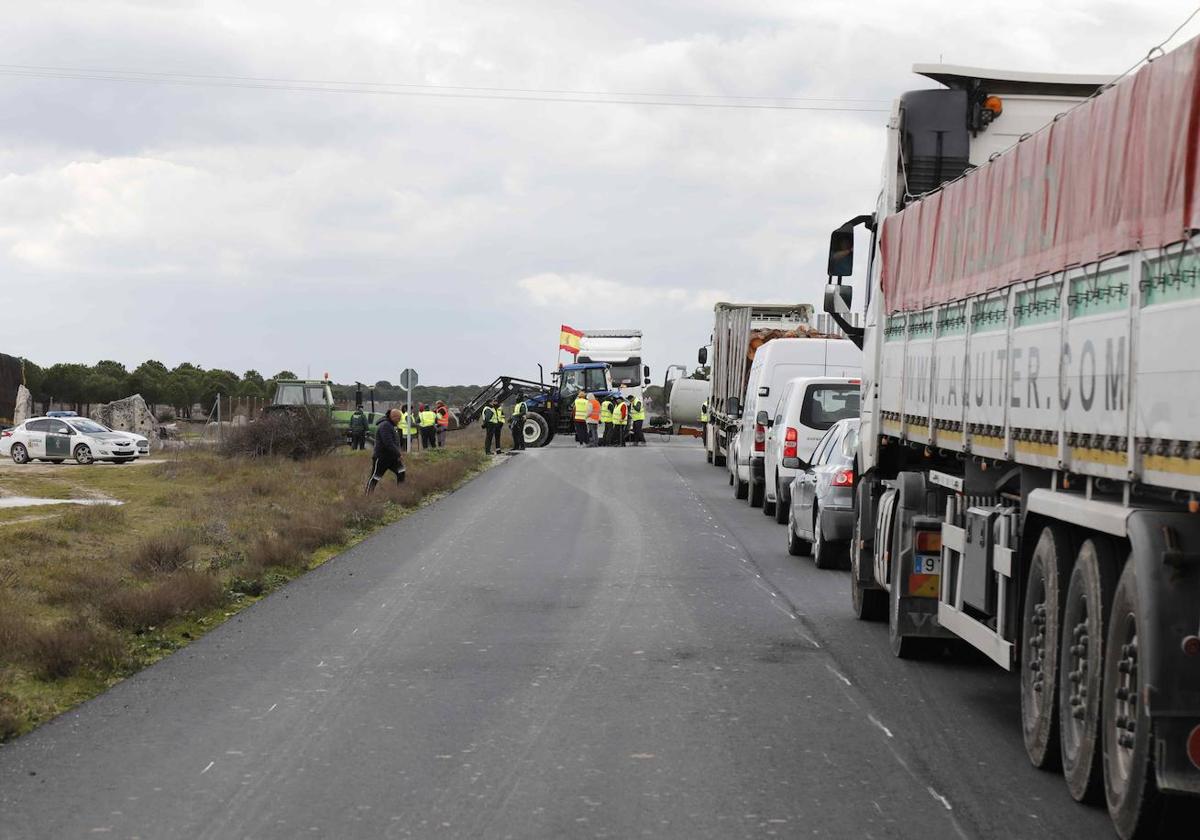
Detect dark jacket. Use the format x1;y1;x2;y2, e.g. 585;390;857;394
349;411;368;432
373;416;400;458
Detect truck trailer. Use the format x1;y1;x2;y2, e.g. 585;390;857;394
823;51;1200;838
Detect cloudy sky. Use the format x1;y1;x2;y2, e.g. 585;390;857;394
3;0;1198;386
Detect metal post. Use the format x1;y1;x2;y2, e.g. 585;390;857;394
215;395;221;445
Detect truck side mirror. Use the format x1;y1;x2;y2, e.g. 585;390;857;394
824;282;853;314
727;396;741;417
698;347;708;366
644;378;651;386
643;365;650;377
827;225;855;277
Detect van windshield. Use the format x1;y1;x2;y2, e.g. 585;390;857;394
801;385;860;431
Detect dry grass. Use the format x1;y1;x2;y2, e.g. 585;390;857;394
0;434;488;742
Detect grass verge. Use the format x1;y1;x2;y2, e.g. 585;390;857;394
0;432;489;742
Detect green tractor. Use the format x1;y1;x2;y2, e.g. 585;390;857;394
268;379;384;444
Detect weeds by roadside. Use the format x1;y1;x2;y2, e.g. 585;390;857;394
0;432;488;742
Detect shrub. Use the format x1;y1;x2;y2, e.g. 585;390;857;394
221;410;341;460
25;616;125;679
244;534;306;573
45;568;123;609
0;693;22;741
129;530;197;576
101;570;224;631
0;609;31;665
156;408;176;423
59;504;126;532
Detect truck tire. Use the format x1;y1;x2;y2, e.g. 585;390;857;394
525;412;551;448
1060;537;1118;803
1103;561;1163;839
748;480;764;508
1021;524;1071;770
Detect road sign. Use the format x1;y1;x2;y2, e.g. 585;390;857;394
399;368;419;391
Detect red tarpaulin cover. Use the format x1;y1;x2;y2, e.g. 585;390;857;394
881;36;1200;313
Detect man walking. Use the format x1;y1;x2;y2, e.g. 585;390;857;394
435;401;450;448
629;394;646;446
586;392;601;447
349;406;368;450
482;400;503;455
572;392;590;446
510;399;528;450
366;408;405;494
419;403;438;450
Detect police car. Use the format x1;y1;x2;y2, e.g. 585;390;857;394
1;416;150;465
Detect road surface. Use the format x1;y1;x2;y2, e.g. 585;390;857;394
0;439;1115;839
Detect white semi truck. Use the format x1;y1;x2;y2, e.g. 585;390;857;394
577;330;648;407
823;51;1200;838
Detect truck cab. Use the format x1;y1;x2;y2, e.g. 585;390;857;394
577;330;649;408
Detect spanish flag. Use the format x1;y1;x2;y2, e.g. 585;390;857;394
559;324;584;355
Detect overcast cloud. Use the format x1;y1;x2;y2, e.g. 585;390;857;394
3;0;1198;385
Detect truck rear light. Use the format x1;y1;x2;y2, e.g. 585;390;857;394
754;424;766;452
915;529;942;552
831;469;854;487
848;379;861;384
783;427;798;458
1183;635;1200;656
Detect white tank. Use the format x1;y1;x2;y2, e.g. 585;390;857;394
667;378;708;426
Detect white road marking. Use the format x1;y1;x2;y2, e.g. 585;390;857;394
867;714;894;738
825;664;852;686
200;761;214;775
927;787;953;810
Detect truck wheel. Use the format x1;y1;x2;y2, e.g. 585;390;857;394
1060;538;1118;803
524;412;551;447
774;478;789;524
851;498;886;621
748;480;764;508
1103;561;1162;839
1021;525;1070;770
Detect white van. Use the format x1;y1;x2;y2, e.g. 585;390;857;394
728;338;859;507
761;376;860;522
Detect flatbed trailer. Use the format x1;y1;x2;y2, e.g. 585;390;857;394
823;48;1200;838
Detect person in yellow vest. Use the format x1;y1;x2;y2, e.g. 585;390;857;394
630;395;646;446
418;403;438;450
572;392;591;446
510;399;529;451
699;401;710;424
397;407;411;451
599;396;613;447
612;397;629;447
481;400;503;455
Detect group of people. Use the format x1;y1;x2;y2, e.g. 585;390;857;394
479;399;527;455
571;392;646;447
349;401;451;452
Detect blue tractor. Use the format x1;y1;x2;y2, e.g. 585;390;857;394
457;362;619;447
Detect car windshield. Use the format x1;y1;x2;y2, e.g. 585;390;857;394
801;384;860;431
69;419;110;434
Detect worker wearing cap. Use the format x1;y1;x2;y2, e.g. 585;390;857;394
699;401;710;424
630;394;646;446
481;400;503;455
599;396;613;447
510;399;528;451
586;392;601;447
572;392;590;446
419;403;438;450
435;400;450;448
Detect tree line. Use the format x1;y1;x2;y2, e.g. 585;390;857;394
20;359;300;419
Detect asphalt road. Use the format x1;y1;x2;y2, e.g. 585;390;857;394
0;438;1117;839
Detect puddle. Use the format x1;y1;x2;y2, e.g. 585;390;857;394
0;497;123;509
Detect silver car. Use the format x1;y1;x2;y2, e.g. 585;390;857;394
786;418;859;569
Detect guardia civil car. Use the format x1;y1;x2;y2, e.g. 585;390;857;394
1;416;150;465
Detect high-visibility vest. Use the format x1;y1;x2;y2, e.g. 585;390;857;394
399;411;415;435
631;398;645;421
699;403;709;422
512;402;527;420
436;406;450;427
600;401;613;423
588;397;601;421
419;410;437;427
495;406;505;424
482;406;496;425
614;402;628;423
573;397;590;421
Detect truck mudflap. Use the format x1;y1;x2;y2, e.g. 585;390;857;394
894;515;955;639
1125;510;1200;794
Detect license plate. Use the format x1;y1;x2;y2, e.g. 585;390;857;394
908;554;941;597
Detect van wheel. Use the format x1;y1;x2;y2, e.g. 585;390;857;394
774;478;789;524
713;451;726;467
1060;538;1118;803
1103;562;1163;838
1022;525;1070;770
706;450;713;463
734;477;748;500
748;480;764;508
